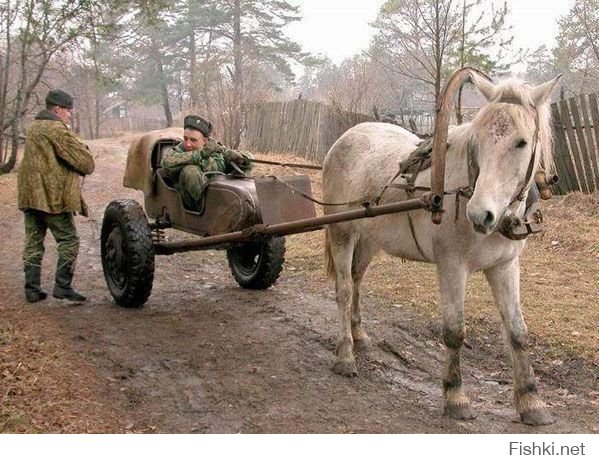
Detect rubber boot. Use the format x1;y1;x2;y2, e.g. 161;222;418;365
53;259;86;302
24;265;47;303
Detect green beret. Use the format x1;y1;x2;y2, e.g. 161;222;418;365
45;89;74;109
184;115;212;137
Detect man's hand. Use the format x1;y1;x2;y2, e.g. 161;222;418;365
190;151;205;165
228;151;252;168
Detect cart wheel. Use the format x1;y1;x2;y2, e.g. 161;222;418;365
226;237;285;289
101;199;155;307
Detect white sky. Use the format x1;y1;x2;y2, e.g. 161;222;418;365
286;0;573;65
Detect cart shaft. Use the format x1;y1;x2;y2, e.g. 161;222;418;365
154;195;432;255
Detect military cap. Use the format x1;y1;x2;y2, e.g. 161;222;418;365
184;115;213;137
46;89;74;109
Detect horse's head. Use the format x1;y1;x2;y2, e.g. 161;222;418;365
465;73;561;235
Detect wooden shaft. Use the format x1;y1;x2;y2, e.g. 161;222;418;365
154;196;431;255
431;67;492;224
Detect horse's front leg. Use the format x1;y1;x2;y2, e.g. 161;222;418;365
484;258;553;426
437;261;476;420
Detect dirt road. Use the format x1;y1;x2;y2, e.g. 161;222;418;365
0;137;596;433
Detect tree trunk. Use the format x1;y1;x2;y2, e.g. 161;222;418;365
93;58;101;139
455;0;466;125
232;0;243;148
157;56;173;127
201;31;215;122
0;30;10;163
0;121;19;174
433;0;442;103
0;0;29;175
87;102;95;140
94;88;101;138
189;28;198;109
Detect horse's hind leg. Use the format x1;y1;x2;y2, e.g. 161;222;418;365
484;258;553;426
328;227;359;376
350;240;377;352
437;261;476;420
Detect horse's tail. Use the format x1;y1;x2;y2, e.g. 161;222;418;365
324;228;336;280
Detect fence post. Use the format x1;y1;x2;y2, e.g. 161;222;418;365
569;96;596;191
559;99;589;193
588;94;599;189
551;103;577;194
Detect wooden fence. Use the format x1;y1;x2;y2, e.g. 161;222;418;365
99;117;166;138
551;95;599;194
246;97;599;194
245;100;373;163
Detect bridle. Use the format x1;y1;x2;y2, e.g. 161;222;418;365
467;97;541;212
384;96;543;259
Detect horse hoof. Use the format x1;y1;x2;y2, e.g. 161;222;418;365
444;403;476;421
521;409;554;426
353;337;371;352
332;360;358;377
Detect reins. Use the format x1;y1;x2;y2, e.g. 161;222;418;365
248;158;322;170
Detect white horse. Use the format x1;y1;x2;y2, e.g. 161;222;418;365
322;72;561;425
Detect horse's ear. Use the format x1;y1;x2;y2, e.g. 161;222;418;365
531;74;562;106
470;72;497;102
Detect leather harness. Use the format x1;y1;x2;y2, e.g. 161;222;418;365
370;98;542;260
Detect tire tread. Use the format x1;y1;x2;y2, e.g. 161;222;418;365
101;199;155;307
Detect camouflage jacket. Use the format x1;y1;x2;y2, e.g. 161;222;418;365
17;110;95;214
160;138;252;181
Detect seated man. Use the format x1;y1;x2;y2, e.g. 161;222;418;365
160;115;253;211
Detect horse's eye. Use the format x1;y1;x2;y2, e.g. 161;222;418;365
516;139;527;149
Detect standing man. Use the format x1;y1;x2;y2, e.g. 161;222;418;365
17;89;95;303
160;115;252;211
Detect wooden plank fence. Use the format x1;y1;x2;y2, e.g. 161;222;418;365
246;97;599;195
552;94;599;194
99;117;166;138
245;100;373;163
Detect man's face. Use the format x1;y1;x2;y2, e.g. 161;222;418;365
54;106;72;124
183;128;206;152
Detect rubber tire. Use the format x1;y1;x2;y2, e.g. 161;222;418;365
101;199;155;307
226;236;285;289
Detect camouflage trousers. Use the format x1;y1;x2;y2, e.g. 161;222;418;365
23;209;79;272
176;165;207;212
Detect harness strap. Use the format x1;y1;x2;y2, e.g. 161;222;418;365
405;190;431;261
514;125;539;203
502;105;541;207
263;175;372;207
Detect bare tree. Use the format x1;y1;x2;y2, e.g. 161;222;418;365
1;0;85;172
553;0;599;95
0;0;129;173
370;0;512;107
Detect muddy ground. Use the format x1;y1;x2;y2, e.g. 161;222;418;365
0;136;597;433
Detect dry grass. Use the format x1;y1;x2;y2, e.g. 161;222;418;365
253;152;599;363
0;172;126;433
0;314;125;433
